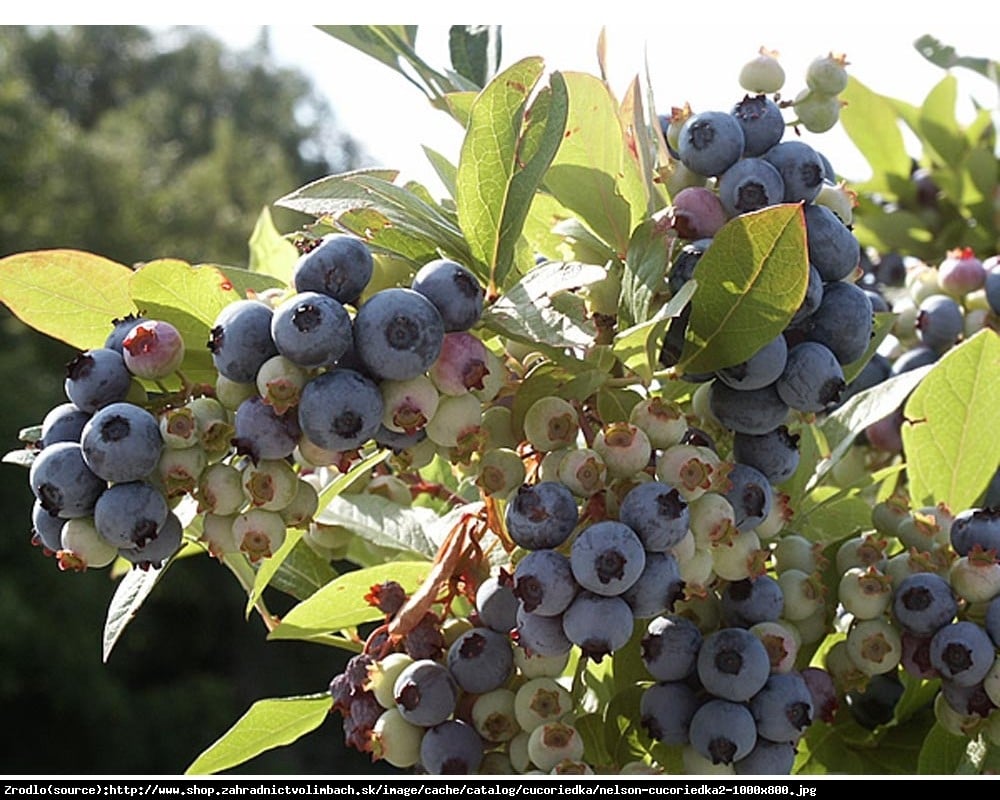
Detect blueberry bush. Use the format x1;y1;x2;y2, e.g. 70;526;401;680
2;26;1000;776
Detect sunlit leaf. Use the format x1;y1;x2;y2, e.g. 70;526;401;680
902;329;1000;510
0;249;136;350
248;206;298;284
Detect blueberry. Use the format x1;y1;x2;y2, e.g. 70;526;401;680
29;441;107;519
734;739;797;775
891;572;957;636
732;425;800;485
298;368;384;452
446;627;514;694
352;288;445;382
715;333;788;392
419;720;484;774
708;380;789;436
80;402;163;483
105;314;150;354
890;344;939;376
722;463;773;532
929;621;995;687
121;319;186;380
569;520;646;596
763;140;826;203
720;575;784;628
640;614;703;682
292;234;374;305
64;348;133;413
804;203;860;282
233;395;301;463
515;606;573;658
984;595;1000;647
513;549;577;616
623;552;685;619
39;402;91;447
93;480;169;549
393;659;458;728
750;672;814;742
985;268;1000;315
475;576;519;634
270;291;353;369
120;510;183;570
410;258;485;333
951;508;1000;557
640;681;699;746
803;280;873;365
617;480;690;552
667;238;713;295
731;94;785;157
208;300;279;383
697;627;771;702
31;499;66;552
677;111;745;177
561;592;634;661
504;481;578;551
845;671;904;729
840;353;891;404
717;157;785;218
689;698;758;765
915;294;964;353
776;341;846;412
789;264;824;327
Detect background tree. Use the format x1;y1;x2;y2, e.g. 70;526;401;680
0;25;385;774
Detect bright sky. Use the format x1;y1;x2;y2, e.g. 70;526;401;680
21;3;1000;200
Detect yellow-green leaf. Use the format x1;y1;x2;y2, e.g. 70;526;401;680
678;204;808;374
902;329;1000;510
185;694;331;775
0;249;136;350
248;206;298;284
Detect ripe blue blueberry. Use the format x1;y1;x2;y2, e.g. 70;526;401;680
120;510;183;570
763;140;826;203
689;698;758;765
722;463;773;532
677;111;746;177
393;659;458;727
720;575;785;628
64;348;133;413
513;549;577;616
623;552;685;619
891;571;957;636
410;258;485;333
505;481;579;551
717;158;785;218
208;300;279;383
732;425;800;485
475;576;519;634
667;238;713;295
233;395;302;463
640;681;699;746
804;203;860;282
29;441;106;519
93;480;169;549
750;672;814;742
419;719;484;775
733;739;797;775
915;294;964;353
31;500;65;551
950;508;1000;557
298;368;384;452
929;621;995;687
446;628;514;694
708;380;789;436
570;520;646;596
776;341;846;412
697;627;771;702
731;94;785;157
716;334;788;392
803;280;873;365
641;614;703;682
81;402;163;483
515;606;573;658
618;480;690;552
292;234;374;305
561;591;634;661
39;402;91;447
270;291;353;369
353;288;445;382
789;264;824;327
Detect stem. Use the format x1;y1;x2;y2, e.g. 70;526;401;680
221;552;281;633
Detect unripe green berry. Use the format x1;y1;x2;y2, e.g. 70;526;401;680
522;396;579;452
199;513;239;558
778;569;826;621
371;708;424;769
159;406;199;449
593;422;651;480
805;52;850;95
368;653;415;710
424;392;482;448
839;566;893;620
58;516;119;571
527;721;584;772
232;508;286;562
556;447;607;497
512;646;570;680
279;478;319;528
380;375;440;434
471;688;520;743
476;447;526;499
629;395;687;449
197;462;245;515
479;405;518;450
793;88;843;134
738;47;785;94
242;459;300;511
256;355;309;415
513;677;572;732
156;445;207;499
845;617;902;676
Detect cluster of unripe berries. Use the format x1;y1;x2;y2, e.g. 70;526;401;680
824;499;1000;742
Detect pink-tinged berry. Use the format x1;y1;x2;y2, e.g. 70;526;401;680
122;319;185;380
938;247;986;297
256;355;309;415
428;332;490;396
669;186;728;240
380;375;440;435
750;621;801;673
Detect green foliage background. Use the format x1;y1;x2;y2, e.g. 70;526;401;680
0;25;385;775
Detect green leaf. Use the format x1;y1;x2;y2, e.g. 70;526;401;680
612;279;697;385
842;312;897;385
247;206;298;284
421;146;458;199
840;76;914;196
448;26;501;89
914;34;1000;85
797;489;879;543
265;538;339;603
268;561;432;640
315;493;441;558
0;249;136;350
103;556;176;662
902;329;1000;510
620;217;670;328
455;58;567;290
482;260;602;349
678;204;808;374
246;529;305;618
185;694;331;775
916;723;973;774
596;387;643;424
919;75;966;168
543;72;648;255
